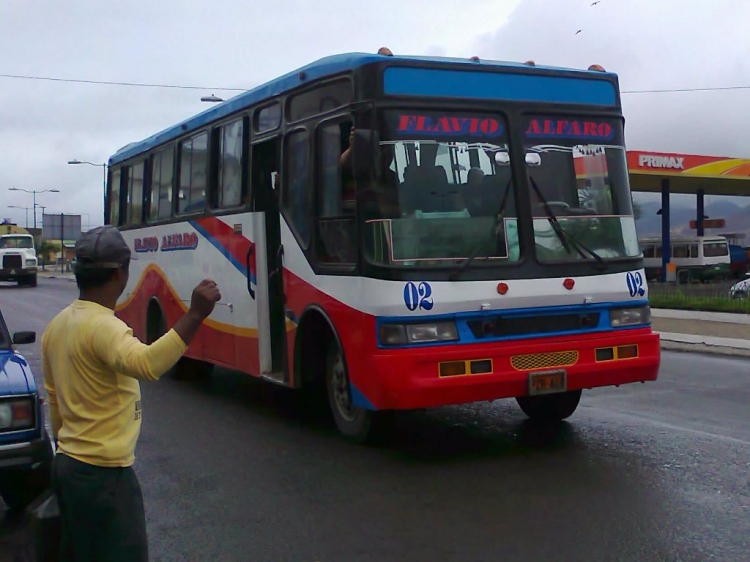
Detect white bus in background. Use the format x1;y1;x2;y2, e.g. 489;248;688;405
640;235;730;283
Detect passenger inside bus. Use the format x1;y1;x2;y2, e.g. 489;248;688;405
338;125;400;218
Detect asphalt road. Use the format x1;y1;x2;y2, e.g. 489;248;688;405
1;278;748;562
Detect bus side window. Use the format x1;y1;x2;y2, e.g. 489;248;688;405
217;118;244;208
127;161;145;226
109;168;122;226
178;132;208;215
316;121;355;264
282;129;311;245
149;148;174;222
318;121;354;217
672;244;689;258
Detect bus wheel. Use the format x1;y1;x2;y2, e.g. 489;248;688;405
515;390;582;422
325;340;388;443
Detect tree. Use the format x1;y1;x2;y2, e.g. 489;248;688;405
37;239;57;267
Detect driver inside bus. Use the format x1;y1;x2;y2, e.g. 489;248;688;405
339;126;400;218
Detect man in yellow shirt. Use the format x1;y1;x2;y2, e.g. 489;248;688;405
42;225;221;562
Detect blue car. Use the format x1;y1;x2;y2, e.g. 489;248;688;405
0;309;53;512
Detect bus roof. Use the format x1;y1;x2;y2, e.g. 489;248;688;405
109;52;618;166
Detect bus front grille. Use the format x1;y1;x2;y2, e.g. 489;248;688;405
510;350;579;371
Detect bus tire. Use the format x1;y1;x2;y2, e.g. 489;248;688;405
515;390;582;421
325;339;390;443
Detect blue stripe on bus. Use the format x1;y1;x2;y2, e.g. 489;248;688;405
189;220;258;285
376;300;650;349
109;53;618;165
383;67;618;106
350;383;377;410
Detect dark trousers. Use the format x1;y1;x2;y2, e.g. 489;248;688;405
51;453;149;562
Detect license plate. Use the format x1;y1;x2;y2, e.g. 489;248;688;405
528;370;567;396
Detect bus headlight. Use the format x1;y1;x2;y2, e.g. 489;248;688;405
380;321;459;345
610;306;651;327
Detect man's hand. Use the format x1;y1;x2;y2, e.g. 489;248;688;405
189;279;221;319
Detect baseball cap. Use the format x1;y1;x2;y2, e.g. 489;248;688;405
74;226;135;270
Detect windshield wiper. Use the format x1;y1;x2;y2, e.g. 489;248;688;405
449;178;512;281
528;176;606;270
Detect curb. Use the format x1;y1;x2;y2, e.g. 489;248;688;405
651;308;750;325
657;332;750;358
37;274;76;282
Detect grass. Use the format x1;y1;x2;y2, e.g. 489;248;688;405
648;291;750;314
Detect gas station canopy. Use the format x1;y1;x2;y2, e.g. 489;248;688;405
627;151;750;196
625;150;750;279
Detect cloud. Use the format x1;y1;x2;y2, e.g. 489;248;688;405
0;0;520;227
2;0;747;227
473;0;750;158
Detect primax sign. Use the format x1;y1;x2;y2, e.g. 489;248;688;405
638;154;685;170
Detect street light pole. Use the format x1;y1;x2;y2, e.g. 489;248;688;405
7;206;29;227
67;159;107;224
8;187;60;231
35;205;47;230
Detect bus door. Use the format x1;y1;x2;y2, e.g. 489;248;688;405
249;138;289;384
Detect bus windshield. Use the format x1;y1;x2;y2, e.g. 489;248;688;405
363;111;521;268
523;116;640;262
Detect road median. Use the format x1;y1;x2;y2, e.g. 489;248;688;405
652;309;750;357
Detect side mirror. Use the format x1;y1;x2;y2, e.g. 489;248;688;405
351;128;379;180
494;152;511;166
13;331;36;345
525;153;542;167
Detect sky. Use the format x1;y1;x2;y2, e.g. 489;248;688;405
1;0;749;229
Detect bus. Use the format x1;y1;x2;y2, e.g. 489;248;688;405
107;52;661;442
639;235;731;283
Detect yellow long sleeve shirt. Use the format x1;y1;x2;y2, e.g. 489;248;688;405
42;300;187;467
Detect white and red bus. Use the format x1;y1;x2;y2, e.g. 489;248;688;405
108;52;660;441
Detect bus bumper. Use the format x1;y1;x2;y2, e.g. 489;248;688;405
357;328;660;410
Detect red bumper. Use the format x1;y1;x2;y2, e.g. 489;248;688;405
356;328;660;410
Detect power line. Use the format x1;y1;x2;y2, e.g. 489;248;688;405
1;71;749;95
622;85;750;94
0;73;246;92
